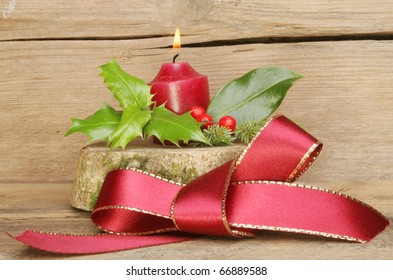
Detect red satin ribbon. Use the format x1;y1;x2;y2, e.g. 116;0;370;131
9;115;390;254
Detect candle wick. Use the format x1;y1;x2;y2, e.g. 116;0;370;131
172;53;180;63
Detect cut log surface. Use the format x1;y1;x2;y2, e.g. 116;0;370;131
71;141;245;210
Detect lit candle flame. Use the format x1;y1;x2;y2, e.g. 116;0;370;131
173;27;181;50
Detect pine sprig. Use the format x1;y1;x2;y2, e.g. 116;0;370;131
202;124;236;146
234;119;266;144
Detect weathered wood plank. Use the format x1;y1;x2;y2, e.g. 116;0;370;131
1;39;392;183
1;0;393;41
1;182;392;259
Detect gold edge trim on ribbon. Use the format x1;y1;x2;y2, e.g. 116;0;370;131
118;166;186;187
170;189;182;231
91;205;176;236
231;229;256;237
26;228;178;237
235;115;280;168
25;229;110;237
221;160;255;238
92;205;171;219
228;223;366;243
230;180;391;225
96;226;178;236
286;141;321;182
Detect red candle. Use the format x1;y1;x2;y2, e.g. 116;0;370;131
149;62;210;114
149;27;210;115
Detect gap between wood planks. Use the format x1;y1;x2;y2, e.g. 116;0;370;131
2;33;393;47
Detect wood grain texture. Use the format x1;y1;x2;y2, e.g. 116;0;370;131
1;182;392;260
1;39;392;183
1;0;392;264
1;0;393;41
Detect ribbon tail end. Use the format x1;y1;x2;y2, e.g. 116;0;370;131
7;229;195;255
363;216;391;243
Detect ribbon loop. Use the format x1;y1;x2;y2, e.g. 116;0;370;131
232;116;322;182
10;115;390;254
172;160;236;237
83;115;391;241
91;169;180;235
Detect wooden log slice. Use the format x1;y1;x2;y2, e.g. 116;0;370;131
71;141;246;211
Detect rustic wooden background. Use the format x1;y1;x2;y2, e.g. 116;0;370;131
0;0;392;259
1;0;393;183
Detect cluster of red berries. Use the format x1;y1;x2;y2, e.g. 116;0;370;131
189;106;237;131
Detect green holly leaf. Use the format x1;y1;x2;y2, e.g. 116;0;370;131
64;103;121;142
108;104;152;149
145;105;209;147
207;67;302;125
100;59;153;109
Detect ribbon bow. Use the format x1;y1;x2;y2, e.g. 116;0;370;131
10;115;389;254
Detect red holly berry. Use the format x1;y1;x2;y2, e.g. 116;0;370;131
219;116;237;131
189;106;206;120
198;113;214;128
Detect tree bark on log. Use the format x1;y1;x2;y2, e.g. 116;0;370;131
71;141;245;210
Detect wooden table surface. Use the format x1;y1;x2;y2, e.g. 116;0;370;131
1;0;393;259
1;182;392;260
